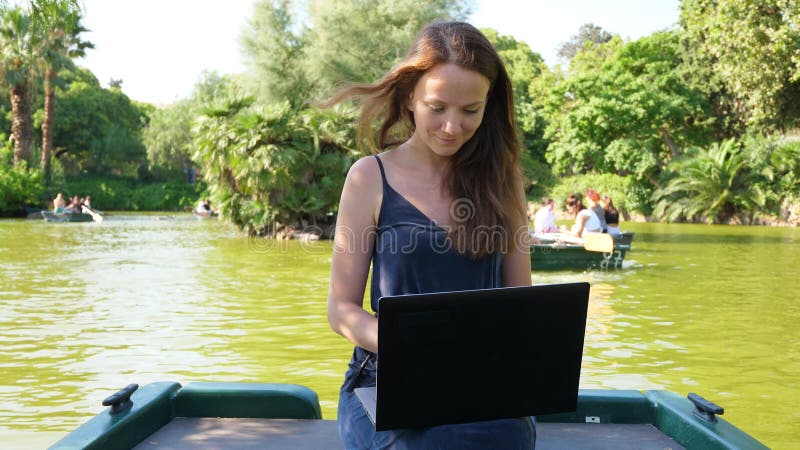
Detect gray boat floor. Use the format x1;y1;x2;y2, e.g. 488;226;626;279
133;418;686;449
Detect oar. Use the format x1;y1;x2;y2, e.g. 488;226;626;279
582;233;614;253
81;205;104;222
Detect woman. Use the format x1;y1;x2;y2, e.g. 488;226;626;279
585;189;607;233
602;195;621;237
533;198;557;234
564;193;602;238
325;21;534;449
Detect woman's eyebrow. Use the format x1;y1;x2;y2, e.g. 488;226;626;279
424;98;485;107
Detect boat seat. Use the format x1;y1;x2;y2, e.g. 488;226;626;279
132;418;686;449
133;418;340;450
537;423;686;449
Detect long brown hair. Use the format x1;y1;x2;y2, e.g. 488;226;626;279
324;21;525;259
565;194;585;218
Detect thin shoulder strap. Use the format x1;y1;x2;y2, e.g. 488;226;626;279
373;154;388;185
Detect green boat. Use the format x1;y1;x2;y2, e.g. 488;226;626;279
529;232;631;271
614;231;635;246
50;382;767;449
41;211;96;223
531;243;630;270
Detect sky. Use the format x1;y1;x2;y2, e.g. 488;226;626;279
75;0;681;106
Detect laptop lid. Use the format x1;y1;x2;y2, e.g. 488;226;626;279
356;282;590;431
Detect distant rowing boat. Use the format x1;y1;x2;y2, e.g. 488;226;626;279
193;210;218;219
531;232;631;270
41;210;101;223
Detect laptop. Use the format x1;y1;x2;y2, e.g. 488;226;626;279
354;282;590;431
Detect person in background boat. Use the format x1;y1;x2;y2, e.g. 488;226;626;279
533;198;557;234
324;21;534;449
602;195;621;237
195;199;214;214
83;196;93;209
53;193;66;213
586;189;607;233
563;193;603;238
64;196;84;214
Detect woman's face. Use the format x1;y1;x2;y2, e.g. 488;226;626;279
407;63;490;157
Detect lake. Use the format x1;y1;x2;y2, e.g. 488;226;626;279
0;214;797;449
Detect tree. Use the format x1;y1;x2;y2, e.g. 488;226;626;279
240;0;310;106
192;96;357;233
557;23;614;61
680;0;800;131
543;31;714;190
34;0;92;185
0;6;38;167
481;27;555;196
303;0;471;97
50;67;148;176
240;0;472;104
143;72;236;180
651;139;766;223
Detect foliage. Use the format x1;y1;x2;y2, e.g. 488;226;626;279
192;94;357;234
680;0;800;131
482;28;550;161
240;0;310;106
557;23;614;61
142;71;237;181
742;134;800;212
303;0;471;96
241;0;472;103
62;176;206;211
0;5;38;166
548;173;635;215
543;31;714;193
46;67;148;177
142;99;193;178
652;139;766;223
34;0;92;186
481;28;554;196
766;139;800;201
0;140;44;213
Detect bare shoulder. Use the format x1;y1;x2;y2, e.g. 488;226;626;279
339;155;383;224
345;155;382;189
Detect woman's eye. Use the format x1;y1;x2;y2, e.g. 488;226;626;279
464;108;479;114
428;105;444;113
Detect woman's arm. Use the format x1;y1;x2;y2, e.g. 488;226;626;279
327;157;381;354
571;212;588;238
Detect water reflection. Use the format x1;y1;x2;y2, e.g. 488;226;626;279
0;218;798;448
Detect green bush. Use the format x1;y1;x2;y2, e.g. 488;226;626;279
61;177;206;211
546;173;635;215
0;144;45;215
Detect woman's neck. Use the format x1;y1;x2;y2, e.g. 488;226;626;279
398;136;450;175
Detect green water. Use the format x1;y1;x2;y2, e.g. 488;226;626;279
0;215;797;449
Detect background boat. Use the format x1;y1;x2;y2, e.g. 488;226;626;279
193;210;218;219
41;211;95;223
531;233;630;270
614;231;635;246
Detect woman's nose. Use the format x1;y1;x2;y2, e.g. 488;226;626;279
441;116;461;134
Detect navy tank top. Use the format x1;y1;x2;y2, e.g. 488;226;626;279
369;154;503;312
338;156;535;450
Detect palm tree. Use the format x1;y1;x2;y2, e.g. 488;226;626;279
652;139;766;223
0;6;38;167
34;0;92;184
